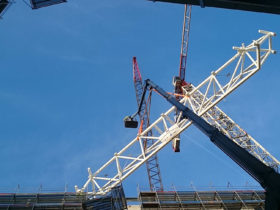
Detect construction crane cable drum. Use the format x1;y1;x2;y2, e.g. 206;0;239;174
75;30;277;199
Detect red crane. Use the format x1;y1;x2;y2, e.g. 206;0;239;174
174;4;192;92
132;57;163;191
130;4;192;188
172;4;192;152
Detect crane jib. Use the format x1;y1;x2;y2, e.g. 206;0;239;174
76;31;278;207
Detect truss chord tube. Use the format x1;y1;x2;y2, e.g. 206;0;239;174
192;89;280;171
75;31;277;198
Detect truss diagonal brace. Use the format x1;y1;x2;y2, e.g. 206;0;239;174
75;30;276;197
146;79;280;209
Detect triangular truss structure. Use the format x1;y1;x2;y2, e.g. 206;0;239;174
75;30;278;196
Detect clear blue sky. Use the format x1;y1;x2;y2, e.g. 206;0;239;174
1;0;280;197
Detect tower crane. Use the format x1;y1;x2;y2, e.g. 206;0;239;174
174;4;192;93
131;57;163;191
172;4;192;152
131;6;193;183
75;31;278;205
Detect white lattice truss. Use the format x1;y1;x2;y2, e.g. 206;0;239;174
75;30;278;196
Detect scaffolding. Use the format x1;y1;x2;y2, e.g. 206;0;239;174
0;192;87;209
139;189;265;209
83;185;127;210
0;185;127;209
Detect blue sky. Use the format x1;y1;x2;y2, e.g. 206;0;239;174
1;0;280;196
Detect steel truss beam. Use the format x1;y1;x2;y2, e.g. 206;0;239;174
75;30;276;196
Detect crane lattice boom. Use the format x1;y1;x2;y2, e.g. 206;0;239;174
132;57;163;191
75;30;277;196
179;4;192;81
174;4;192;96
172;4;192;152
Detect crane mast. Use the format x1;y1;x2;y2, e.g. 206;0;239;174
75;31;277;197
179;4;192;82
173;4;192;152
132;57;163;191
174;4;192;94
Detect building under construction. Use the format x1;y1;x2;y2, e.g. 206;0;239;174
1;30;276;210
73;30;280;209
0;186;266;209
1;0;280;210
